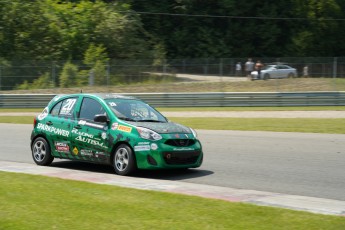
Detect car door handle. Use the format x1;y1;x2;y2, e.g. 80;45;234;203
74;125;82;129
46;121;53;126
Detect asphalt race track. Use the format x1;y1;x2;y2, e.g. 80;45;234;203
1;123;345;202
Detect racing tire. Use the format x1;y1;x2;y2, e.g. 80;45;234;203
263;73;270;80
113;144;137;176
31;137;54;166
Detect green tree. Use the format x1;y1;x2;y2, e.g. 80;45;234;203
16;72;53;90
290;0;344;56
59;62;79;88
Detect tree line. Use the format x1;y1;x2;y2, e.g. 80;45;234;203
0;0;344;89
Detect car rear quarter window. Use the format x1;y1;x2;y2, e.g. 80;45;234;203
50;101;62;116
79;97;106;121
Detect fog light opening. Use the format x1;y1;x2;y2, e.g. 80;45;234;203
147;155;157;166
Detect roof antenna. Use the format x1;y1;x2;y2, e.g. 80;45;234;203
80;89;83;93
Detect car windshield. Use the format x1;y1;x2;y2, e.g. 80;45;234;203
105;98;167;122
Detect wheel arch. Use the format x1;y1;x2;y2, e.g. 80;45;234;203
31;133;49;148
109;141;136;164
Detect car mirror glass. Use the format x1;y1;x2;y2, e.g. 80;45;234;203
94;114;109;123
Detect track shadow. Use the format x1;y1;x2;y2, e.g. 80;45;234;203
50;160;213;180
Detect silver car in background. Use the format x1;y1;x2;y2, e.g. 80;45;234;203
251;64;297;80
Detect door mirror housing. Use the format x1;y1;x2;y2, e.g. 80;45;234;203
94;114;109;123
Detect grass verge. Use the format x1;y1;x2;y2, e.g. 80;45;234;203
1;171;344;230
170;118;345;134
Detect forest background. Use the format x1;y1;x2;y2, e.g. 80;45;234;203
0;0;344;90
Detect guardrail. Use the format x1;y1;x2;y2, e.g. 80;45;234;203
0;92;345;108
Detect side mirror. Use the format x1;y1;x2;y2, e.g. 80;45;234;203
94;114;109;123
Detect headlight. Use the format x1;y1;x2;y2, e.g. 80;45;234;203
136;127;162;141
190;128;198;138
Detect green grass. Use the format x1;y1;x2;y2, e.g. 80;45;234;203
170;118;345;134
0;108;41;112
2;78;345;94
1;171;344;230
0;116;34;124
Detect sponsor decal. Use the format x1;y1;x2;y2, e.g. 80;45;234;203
78;120;87;125
78;120;105;129
173;147;195;151
37;123;69;137
80;149;93;157
109;102;117;107
60;98;77;116
38;107;49;120
95;151;106;159
111;122;119;130
101;132;107;140
75;136;108;149
55;142;69;152
71;128;94;138
150;143;158;150
138;142;150;145
73;147;79;155
117;125;132;133
134;145;150;151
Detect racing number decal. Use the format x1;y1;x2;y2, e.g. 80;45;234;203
60;98;77;115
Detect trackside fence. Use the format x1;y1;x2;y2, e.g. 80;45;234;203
1;92;345;108
0;57;345;91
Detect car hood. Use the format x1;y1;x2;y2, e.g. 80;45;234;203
126;121;192;134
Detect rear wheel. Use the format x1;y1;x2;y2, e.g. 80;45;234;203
113;144;136;176
263;73;270;80
31;137;54;165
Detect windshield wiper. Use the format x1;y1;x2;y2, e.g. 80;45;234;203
118;117;137;122
137;119;165;123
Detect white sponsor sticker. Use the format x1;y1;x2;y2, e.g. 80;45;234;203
134;145;151;151
38;107;49;120
111;122;119;130
80;149;93;157
55;142;69;152
60;98;77;115
78;120;87;125
150;143;158;150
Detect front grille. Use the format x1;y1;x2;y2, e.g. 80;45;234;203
162;151;201;165
165;139;195;147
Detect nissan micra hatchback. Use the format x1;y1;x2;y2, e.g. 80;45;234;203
31;93;203;175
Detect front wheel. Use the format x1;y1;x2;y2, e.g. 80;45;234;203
113;144;137;176
263;73;270;80
31;137;54;165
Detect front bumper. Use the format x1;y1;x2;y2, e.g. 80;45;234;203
133;138;203;169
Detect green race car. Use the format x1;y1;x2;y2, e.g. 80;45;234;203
31;93;203;175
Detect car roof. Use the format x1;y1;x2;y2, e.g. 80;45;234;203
56;93;136;100
90;93;137;100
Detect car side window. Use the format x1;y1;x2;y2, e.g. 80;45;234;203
79;97;106;122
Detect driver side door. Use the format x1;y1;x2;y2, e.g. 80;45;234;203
70;97;111;163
